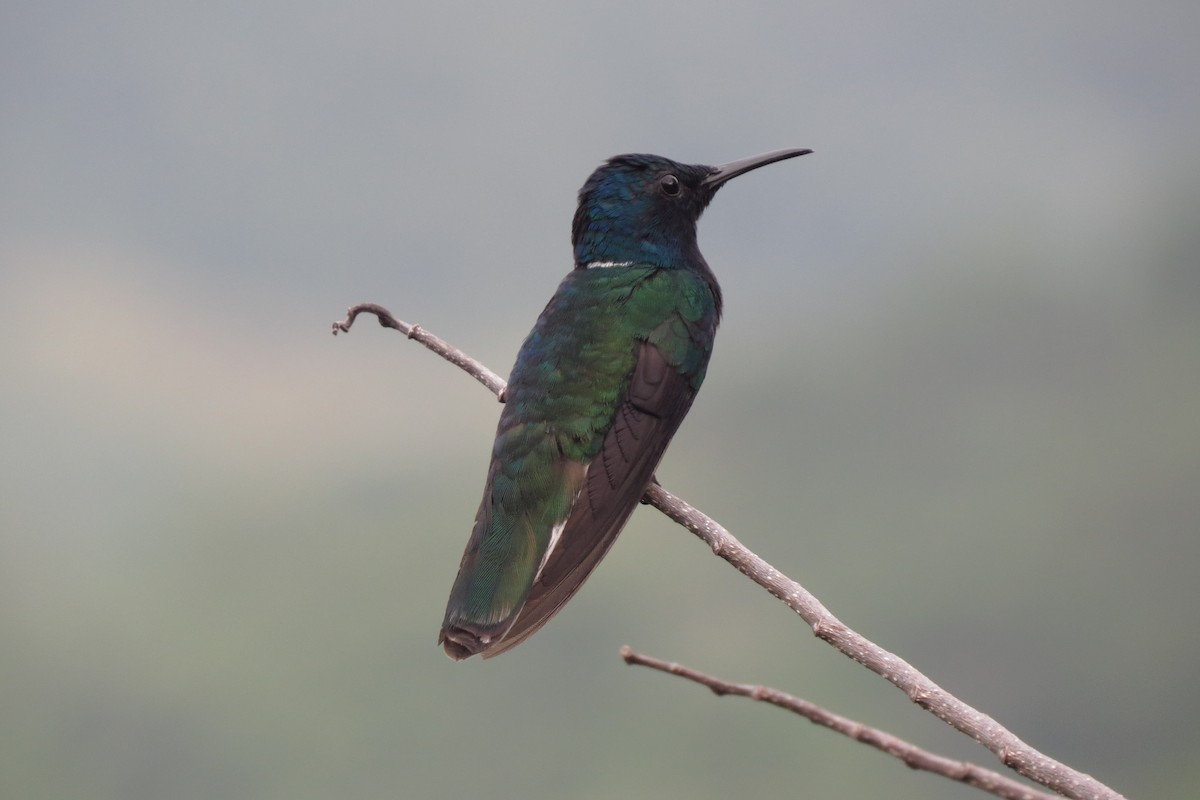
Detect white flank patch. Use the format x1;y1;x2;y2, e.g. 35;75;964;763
586;260;634;269
534;520;568;583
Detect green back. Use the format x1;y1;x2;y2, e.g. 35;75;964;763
442;264;718;634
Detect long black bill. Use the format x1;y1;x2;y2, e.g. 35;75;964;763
702;147;813;188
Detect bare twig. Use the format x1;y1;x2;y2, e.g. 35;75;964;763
620;647;1057;800
333;303;505;396
333;303;1125;800
642;486;1122;800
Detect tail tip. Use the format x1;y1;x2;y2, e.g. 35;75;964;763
438;625;491;661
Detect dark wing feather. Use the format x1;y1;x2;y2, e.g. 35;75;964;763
481;340;694;657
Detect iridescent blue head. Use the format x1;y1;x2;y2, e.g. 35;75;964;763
571;148;812;271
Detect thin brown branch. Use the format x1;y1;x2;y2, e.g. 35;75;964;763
333;303;506;396
333;303;1126;800
642;486;1124;800
620;647;1057;800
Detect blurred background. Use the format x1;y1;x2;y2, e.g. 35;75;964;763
3;2;1197;798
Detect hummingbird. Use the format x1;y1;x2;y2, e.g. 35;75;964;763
439;147;811;659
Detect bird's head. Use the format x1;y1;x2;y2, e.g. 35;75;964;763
571;148;811;270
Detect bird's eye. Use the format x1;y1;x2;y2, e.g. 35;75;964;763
659;174;681;196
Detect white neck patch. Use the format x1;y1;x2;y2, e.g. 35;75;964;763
585;260;634;269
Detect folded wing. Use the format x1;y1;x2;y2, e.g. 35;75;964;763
480;339;695;657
